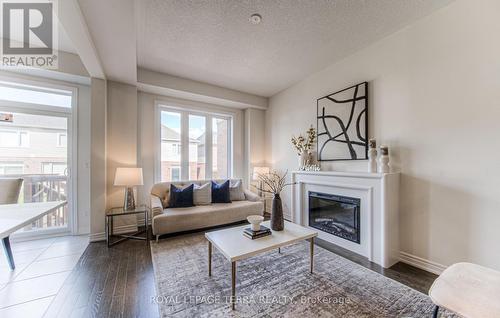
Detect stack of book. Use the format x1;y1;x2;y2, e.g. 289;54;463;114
243;225;271;239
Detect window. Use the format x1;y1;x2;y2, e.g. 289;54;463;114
161;111;181;181
189;115;206;180
158;106;232;182
171;143;180;155
0;82;72;108
212;117;229;179
0;162;23;175
57;133;67;147
170;166;180;181
0;130;29;147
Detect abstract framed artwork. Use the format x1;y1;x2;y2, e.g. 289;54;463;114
317;82;368;161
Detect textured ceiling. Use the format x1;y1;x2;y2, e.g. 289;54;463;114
137;0;453;97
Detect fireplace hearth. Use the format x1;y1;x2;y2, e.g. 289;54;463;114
308;192;360;244
292;171;400;268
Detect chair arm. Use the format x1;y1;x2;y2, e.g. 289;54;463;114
244;189;262;202
150;195;164;217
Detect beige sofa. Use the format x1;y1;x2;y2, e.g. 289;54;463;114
150;179;263;240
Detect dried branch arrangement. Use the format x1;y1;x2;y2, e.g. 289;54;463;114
291;126;316;155
253;170;295;195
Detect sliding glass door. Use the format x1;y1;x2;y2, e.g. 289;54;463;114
0;77;76;236
0;112;69;231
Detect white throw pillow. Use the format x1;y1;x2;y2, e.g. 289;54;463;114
194;183;211;205
229;180;245;201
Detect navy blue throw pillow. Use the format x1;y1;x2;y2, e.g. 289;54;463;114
169;184;194;208
211;180;231;203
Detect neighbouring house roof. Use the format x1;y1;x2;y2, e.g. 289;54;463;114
161;125;200;143
161;125;180;141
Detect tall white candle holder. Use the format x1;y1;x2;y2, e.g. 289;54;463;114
378;145;390;173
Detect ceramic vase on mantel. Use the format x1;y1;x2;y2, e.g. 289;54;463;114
378;145;390;173
298;150;308;167
368;139;378;173
271;193;284;231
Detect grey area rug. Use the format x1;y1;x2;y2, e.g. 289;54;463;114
151;232;453;318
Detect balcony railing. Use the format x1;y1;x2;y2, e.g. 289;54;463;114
5;174;68;231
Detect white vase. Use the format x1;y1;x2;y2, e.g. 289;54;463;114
368;148;377;173
299;150;308;167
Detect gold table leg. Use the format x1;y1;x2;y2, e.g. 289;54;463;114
231;261;236;310
208;241;212;276
310;237;314;274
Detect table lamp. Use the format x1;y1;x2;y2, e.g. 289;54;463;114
114;167;143;211
253;166;270;196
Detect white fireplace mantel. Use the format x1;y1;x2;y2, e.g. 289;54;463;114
291;170;400;268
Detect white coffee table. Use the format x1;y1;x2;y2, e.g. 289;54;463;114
205;220;318;310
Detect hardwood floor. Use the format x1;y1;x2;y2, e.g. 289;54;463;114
315;238;438;294
44;227;436;317
43;239;158;318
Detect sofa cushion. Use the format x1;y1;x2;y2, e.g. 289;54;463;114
151;185;170;209
152;200;264;235
163;200;261;216
194;182;211;205
151;179;244;208
229;180;245;201
169;184;194;208
211;180;231;203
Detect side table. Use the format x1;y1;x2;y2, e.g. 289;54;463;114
105;205;150;247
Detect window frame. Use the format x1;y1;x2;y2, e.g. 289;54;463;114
155;102;233;182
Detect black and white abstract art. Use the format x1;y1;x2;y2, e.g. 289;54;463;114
317;82;368;161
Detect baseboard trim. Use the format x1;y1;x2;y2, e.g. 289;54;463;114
89;224;139;242
399;251;447;275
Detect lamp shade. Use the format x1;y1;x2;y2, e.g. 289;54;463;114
253;166;270;180
114;168;143;186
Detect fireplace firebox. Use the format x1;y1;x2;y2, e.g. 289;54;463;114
308;192;360;244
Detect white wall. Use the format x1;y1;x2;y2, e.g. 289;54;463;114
266;0;500;270
138;68;268;110
76;83;91;234
106;81;138;209
89;78;106;237
4;51;90;85
244;108;267;183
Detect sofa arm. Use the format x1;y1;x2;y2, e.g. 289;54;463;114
150;195;164;218
244;189;262;202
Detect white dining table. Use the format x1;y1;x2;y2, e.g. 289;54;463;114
0;201;66;270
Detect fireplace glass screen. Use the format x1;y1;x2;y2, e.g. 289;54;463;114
308;192;360;244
